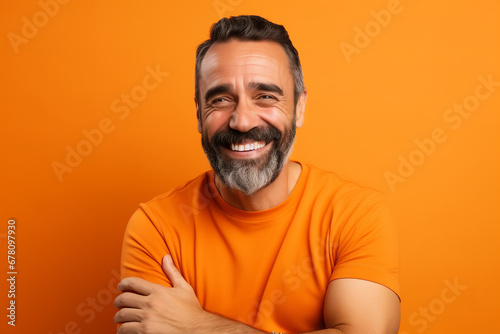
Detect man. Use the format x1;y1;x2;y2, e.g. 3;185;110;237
114;15;400;334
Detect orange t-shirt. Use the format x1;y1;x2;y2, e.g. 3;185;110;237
120;162;400;333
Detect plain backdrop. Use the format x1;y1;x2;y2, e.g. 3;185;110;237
1;0;499;333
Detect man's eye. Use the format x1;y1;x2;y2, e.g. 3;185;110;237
212;97;230;105
256;95;277;105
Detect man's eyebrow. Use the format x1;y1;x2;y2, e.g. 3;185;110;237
204;82;284;103
204;84;232;103
248;82;284;96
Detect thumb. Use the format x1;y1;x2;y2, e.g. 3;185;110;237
162;254;187;288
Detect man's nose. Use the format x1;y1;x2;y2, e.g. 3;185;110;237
229;99;260;133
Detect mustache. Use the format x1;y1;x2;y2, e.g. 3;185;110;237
211;126;281;148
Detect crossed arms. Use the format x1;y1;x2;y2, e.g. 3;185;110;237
114;255;400;334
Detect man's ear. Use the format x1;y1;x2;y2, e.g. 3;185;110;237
195;97;202;133
295;89;307;128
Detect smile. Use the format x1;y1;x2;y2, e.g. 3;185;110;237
230;141;266;152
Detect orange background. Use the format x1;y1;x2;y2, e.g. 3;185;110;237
1;0;499;333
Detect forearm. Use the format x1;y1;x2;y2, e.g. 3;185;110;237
199;311;345;334
302;330;344;334
196;312;266;333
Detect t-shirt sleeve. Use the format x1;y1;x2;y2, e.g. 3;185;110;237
330;192;400;299
120;206;172;287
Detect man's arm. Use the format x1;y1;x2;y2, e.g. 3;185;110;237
114;255;400;334
323;278;400;333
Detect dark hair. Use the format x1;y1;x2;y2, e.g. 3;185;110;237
195;15;304;111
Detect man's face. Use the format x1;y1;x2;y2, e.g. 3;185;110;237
196;39;305;196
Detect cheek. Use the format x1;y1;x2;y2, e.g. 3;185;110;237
202;111;230;137
258;105;294;132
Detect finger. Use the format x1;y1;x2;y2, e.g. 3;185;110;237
114;291;145;309
114;307;143;323
117;277;153;295
117;321;141;334
162;254;186;288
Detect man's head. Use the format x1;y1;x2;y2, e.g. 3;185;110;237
195;15;307;196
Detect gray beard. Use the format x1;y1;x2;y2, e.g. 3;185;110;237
201;121;296;196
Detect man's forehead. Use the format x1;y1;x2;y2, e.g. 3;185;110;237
199;39;290;81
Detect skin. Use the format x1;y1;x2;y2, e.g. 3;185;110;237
114;39;401;333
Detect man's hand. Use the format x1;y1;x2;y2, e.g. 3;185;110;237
114;255;207;334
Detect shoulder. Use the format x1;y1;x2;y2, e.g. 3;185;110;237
147;171;211;204
131;170;214;230
300;162;384;207
143;171;212;210
297;162;392;239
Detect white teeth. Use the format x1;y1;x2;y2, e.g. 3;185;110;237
230;141;266;152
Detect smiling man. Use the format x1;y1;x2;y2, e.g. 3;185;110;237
114;15;400;334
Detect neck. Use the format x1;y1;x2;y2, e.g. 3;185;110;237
214;161;302;211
